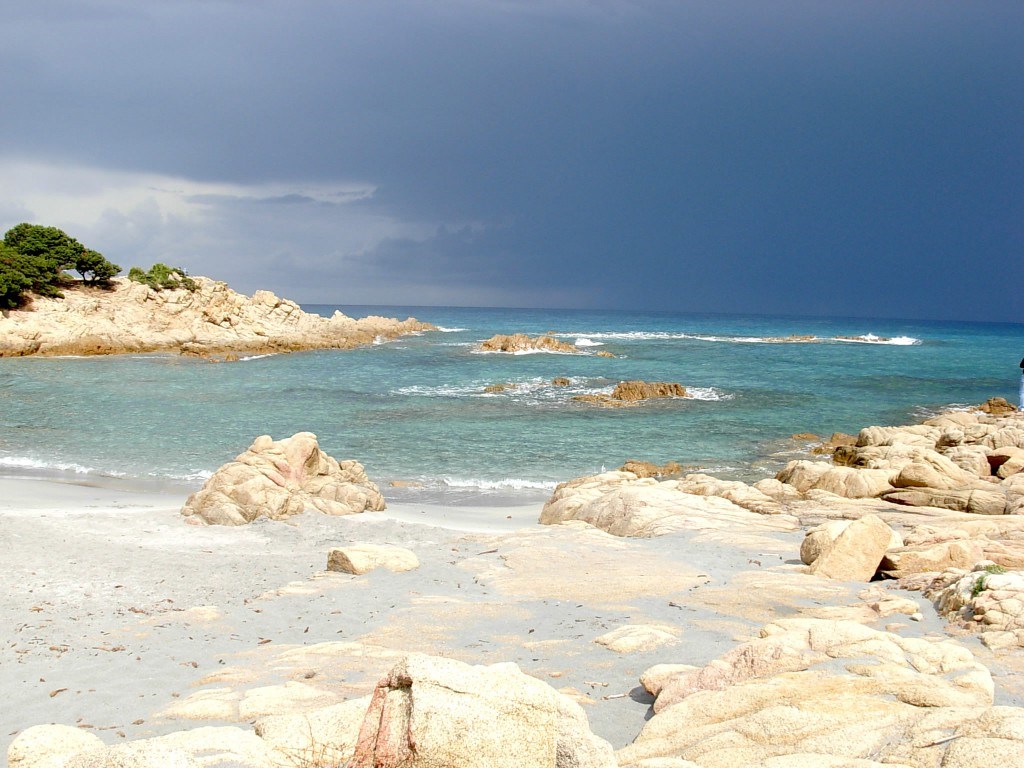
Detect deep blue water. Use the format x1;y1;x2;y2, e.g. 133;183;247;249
1;305;1021;499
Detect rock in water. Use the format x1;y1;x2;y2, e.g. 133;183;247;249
574;381;688;407
181;432;385;525
478;333;579;354
348;654;616;768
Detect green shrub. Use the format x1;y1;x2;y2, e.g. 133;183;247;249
128;263;198;292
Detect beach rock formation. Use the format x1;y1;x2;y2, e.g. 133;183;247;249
540;471;797;537
574;381;688;407
0;276;433;357
618;618;1016;767
911;563;1024;650
327;545;420;575
181;432;385;525
800;515;900;581
594;624;681;654
255;696;371;767
478;333;578;354
348;653;616;768
776;406;1024;511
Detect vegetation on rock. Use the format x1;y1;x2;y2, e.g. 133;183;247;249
0;223;120;307
127;263;198;292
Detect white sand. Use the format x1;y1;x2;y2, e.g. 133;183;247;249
0;473;969;764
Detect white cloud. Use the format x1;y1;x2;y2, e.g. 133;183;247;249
0;157;440;300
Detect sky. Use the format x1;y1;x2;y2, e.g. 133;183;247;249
1;1;1022;322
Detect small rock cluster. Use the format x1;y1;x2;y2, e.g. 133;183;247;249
181;432;385;526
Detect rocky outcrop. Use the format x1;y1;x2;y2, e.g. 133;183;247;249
777;406;1024;512
914;563;1024;650
618;618;1013;768
478;333;578;354
348;653;616;768
574;381;688;407
181;432;384;526
540;471;798;538
0;277;433;357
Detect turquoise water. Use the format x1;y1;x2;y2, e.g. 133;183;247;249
1;306;1021;499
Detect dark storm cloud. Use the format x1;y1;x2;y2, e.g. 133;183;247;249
1;1;1021;320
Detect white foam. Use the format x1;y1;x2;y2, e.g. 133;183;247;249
574;337;604;347
832;334;921;345
238;353;276;362
441;477;557;492
157;469;213;482
434;326;469;333
0;456;126;477
470;348;586;356
686;387;733;402
552;331;822;344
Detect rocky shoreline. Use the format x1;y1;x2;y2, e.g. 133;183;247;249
6;399;1024;767
0;277;433;358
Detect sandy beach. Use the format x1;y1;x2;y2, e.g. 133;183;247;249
9;464;1022;767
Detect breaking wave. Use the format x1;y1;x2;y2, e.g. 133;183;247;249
833;334;921;345
551;331;921;345
440;477;557;492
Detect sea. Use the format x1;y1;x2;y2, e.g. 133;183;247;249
1;306;1021;505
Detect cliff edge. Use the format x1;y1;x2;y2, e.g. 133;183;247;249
0;276;434;357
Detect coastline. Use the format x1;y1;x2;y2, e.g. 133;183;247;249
7;397;1024;765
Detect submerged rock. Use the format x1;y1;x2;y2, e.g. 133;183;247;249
181;432;385;525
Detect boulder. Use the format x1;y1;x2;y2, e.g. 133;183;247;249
8;725;104;768
990;446;1024;479
942;445;993;477
181;432;385;525
879;539;984;578
348;654;616;768
327;545;420;575
805;514;896;581
776;461;894;498
800;520;902;567
882;487;1009;516
890;451;977;490
255;696;371;767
